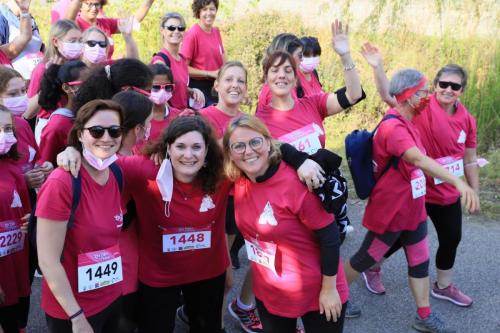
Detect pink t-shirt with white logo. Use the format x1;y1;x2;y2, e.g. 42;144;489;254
36;167;123;319
233;162;349;317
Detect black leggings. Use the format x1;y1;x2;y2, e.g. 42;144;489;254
138;272;226;333
256;298;346;333
45;297;122;333
0;304;19;333
385;199;462;271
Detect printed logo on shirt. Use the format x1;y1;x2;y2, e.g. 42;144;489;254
258;202;278;226
11;190;22;208
457;130;466;144
199;195;216;212
114;211;123;228
28;145;36;163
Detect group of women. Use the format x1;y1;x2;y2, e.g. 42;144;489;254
0;1;482;333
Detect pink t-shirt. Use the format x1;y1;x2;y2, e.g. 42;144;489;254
199;105;244;139
363;109;427;234
76;16;119;59
181;24;224;74
0;160;31;306
36;167;123;319
119;211;138;295
119;155;230;287
233;162;348;317
151;49;190;110
413;95;477;205
298;70;324;97
0;49;12;66
39;112;73;166
14;116;39;173
257;93;329;153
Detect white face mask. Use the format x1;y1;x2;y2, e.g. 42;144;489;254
299;56;320;73
156;158;173;217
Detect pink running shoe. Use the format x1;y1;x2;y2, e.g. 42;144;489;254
362;268;386;295
228;299;264;333
431;282;473;307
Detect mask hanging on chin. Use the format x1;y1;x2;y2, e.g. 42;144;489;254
82;147;118;171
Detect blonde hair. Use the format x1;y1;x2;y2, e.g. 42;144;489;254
222;114;281;181
44;19;81;62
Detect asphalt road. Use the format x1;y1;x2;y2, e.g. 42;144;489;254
27;200;500;333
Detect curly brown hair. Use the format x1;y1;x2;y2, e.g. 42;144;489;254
192;0;219;19
143;115;224;194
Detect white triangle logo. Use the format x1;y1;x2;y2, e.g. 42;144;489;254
258;201;278;226
11;190;22;208
457;130;466;144
199;195;216;212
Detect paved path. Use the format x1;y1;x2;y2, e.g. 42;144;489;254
27;200;500;332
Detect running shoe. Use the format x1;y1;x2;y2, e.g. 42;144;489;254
412;312;456;333
431;282;473;307
296;327;305;333
362;267;386;295
345;301;361;318
175;305;190;330
228;299;264;333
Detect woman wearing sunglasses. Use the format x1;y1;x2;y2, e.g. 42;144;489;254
81;27;139;69
223;114;348;333
182;0;226;107
151;12;205;111
38;60;88;166
65;0;155;59
361;45;480;308
147;63;181;142
0;105;32;333
36;100;125;333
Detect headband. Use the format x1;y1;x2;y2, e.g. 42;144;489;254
395;76;427;103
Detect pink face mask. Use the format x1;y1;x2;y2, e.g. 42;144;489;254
2;94;28;116
60;42;83;60
83;147;118;171
149;89;172;105
83;44;107;64
0;132;17;155
299;56;320;73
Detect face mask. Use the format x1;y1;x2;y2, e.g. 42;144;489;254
409;96;430;114
299;56;320;73
3;94;28;116
0;132;17;155
189;97;204;110
156;158;173;217
82;147;118;171
149;89;172;105
83;44;107;64
60;42;83;60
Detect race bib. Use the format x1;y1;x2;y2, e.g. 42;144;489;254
244;239;277;274
77;245;122;293
0;220;24;258
278;123;323;155
162;226;211;253
410;169;426;199
434;156;464;185
12;52;43;79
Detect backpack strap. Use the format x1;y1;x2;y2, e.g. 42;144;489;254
67;173;82;229
312;69;322;87
375;114;403;177
153;51;171;68
109;162;123;193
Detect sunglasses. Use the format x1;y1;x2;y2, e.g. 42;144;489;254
84;125;123;139
85;40;107;48
121;86;151;97
438;81;462;91
151;84;175;93
164;25;186;32
83;2;102;9
230;137;264;154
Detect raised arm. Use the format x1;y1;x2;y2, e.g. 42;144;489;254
360;42;397;107
119;17;139;59
0;0;32;59
65;0;82;21
133;0;155;23
326;20;363;116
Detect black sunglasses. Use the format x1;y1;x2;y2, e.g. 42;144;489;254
164;25;186;32
84;125;123;139
151;84;175;92
438;81;462;91
85;40;107;48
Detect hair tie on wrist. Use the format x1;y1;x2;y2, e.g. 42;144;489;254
69;309;83;321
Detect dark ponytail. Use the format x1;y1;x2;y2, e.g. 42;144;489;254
39;60;87;110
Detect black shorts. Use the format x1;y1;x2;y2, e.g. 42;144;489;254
225;195;239;235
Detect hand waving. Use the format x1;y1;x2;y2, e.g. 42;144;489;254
331;19;350;56
361;42;384;68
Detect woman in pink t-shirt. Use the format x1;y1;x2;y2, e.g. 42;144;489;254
343;68;479;332
182;0;226;107
298;36;325;97
151;12;205;110
223;114;348;332
36;100;125;333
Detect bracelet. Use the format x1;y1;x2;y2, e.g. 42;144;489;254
343;63;356;71
20;12;31;19
69;309;84;321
